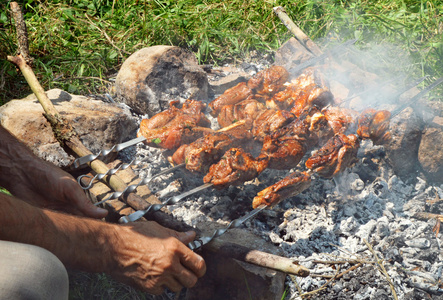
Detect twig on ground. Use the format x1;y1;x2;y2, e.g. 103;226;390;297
364;239;399;300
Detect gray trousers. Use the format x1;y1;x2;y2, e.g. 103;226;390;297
0;240;69;300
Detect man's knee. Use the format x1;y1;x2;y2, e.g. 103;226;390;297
0;240;69;300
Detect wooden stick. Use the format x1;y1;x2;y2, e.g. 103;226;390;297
10;2;33;65
206;239;310;277
273;6;323;56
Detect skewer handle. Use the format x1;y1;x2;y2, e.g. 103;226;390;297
94;163;185;206
73;136;147;168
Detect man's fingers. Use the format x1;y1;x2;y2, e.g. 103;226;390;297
72;190;108;219
178;246;207;278
175;266;199;288
163;277;184;293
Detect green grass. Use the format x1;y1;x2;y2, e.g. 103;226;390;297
0;0;442;104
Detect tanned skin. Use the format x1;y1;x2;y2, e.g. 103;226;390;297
0;125;206;295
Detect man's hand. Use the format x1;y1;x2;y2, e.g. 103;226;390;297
109;221;206;294
0;192;206;295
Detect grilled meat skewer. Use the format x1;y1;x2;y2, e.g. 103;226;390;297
138;99;213;150
305;133;360;178
203;148;269;189
170;127;253;173
356;108;391;145
252;171;312;208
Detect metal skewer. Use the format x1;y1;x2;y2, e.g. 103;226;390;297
93;163;185;206
289;39;358;75
391;76;443;117
73;136;147;168
119;183;213;223
188;204;268;250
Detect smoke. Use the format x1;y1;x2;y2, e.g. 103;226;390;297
297;38;422;113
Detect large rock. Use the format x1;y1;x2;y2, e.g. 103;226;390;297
385;107;424;180
115;45;209;116
418;115;443;183
0;89;137;168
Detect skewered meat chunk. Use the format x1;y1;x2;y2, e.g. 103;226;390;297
252;109;295;141
139;99;210;129
258;136;307;170
208;82;253;116
305;133;360;178
247;65;289;96
289;84;334;117
203;148;269;189
217;99;267;129
257;107;328;169
138;99;213;150
252;171;312;208
322;106;358;135
170;129;253;173
266;68;333;114
357;108;391;145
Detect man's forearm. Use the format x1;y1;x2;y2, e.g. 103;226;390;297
0;192;116;273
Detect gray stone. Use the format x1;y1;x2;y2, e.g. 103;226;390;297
418;115;443;183
385;107;424;180
115;46;209;116
0;89;137;168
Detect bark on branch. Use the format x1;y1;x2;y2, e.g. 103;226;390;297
10;2;33;65
273;6;323;56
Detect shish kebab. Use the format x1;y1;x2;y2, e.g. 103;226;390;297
120;88;391;223
79;66;338;194
75;64;440;230
76;76;439;249
72;39;358;169
79;65;437;206
119;72;439;224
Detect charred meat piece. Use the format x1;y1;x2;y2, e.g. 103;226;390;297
289;84;334;117
257;108;325;169
217;99;267;129
252;109;295;141
268;107;321;146
208;82;253;116
247;65;289;96
322;106;358;135
305;133;360;178
203;148;269;189
357;108;391;145
267;68;333;113
252;171;312;208
171;129;253;173
258;136;307;170
138;100;213;150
